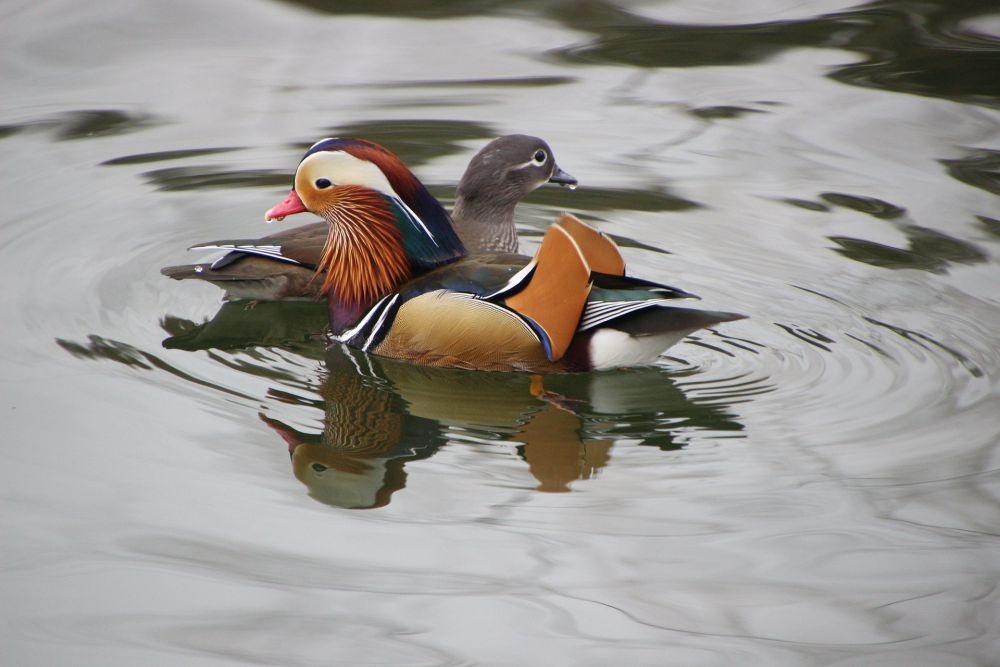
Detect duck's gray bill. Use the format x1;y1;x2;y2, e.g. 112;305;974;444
548;166;578;187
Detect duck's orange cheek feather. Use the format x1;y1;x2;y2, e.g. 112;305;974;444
265;190;308;221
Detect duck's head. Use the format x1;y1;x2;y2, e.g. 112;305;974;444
265;138;465;308
456;134;576;206
266;137;446;224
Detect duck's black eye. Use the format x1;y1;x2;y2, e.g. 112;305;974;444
533;150;547;163
315;178;332;189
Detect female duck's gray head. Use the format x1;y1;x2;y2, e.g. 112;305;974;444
453;134;577;254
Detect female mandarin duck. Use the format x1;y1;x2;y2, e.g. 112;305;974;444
161;135;575;300
230;137;743;372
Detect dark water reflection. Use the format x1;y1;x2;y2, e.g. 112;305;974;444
554;0;1000;109
942;148;1000;197
278;0;1000;108
101;147;243;166
805;191;991;273
831;224;989;273
313;119;496;167
141;166;291;191
0;109;161;142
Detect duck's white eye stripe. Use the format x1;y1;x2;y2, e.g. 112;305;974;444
510;157;546;170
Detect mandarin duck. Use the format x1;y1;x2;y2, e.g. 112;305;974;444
237;138;743;372
452;134;576;252
161;135;575;300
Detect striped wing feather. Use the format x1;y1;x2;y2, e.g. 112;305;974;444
190;222;328;270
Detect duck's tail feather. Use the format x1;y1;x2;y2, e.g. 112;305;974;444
161;263;214;281
583;305;746;369
580;299;744;332
590;273;700;299
601;305;745;337
160;259;321;300
186;240;308;270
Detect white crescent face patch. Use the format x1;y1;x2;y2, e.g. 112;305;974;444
295;151;399;197
295;150;439;248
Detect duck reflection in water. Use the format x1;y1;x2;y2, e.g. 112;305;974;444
161;300;746;509
261;346;446;510
265;345;623;508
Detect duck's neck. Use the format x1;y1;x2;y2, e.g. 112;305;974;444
451;191;519;254
316;188;413;333
327;297;371;334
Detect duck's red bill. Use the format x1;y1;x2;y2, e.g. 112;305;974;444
265;190;307;221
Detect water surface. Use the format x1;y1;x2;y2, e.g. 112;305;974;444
2;0;999;664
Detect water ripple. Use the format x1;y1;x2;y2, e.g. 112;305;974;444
4;1;1000;662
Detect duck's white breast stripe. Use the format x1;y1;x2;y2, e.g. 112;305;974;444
362;294;400;351
330;293;395;343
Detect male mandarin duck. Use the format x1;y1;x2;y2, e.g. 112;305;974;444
225;137;743;372
161;135;575;300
